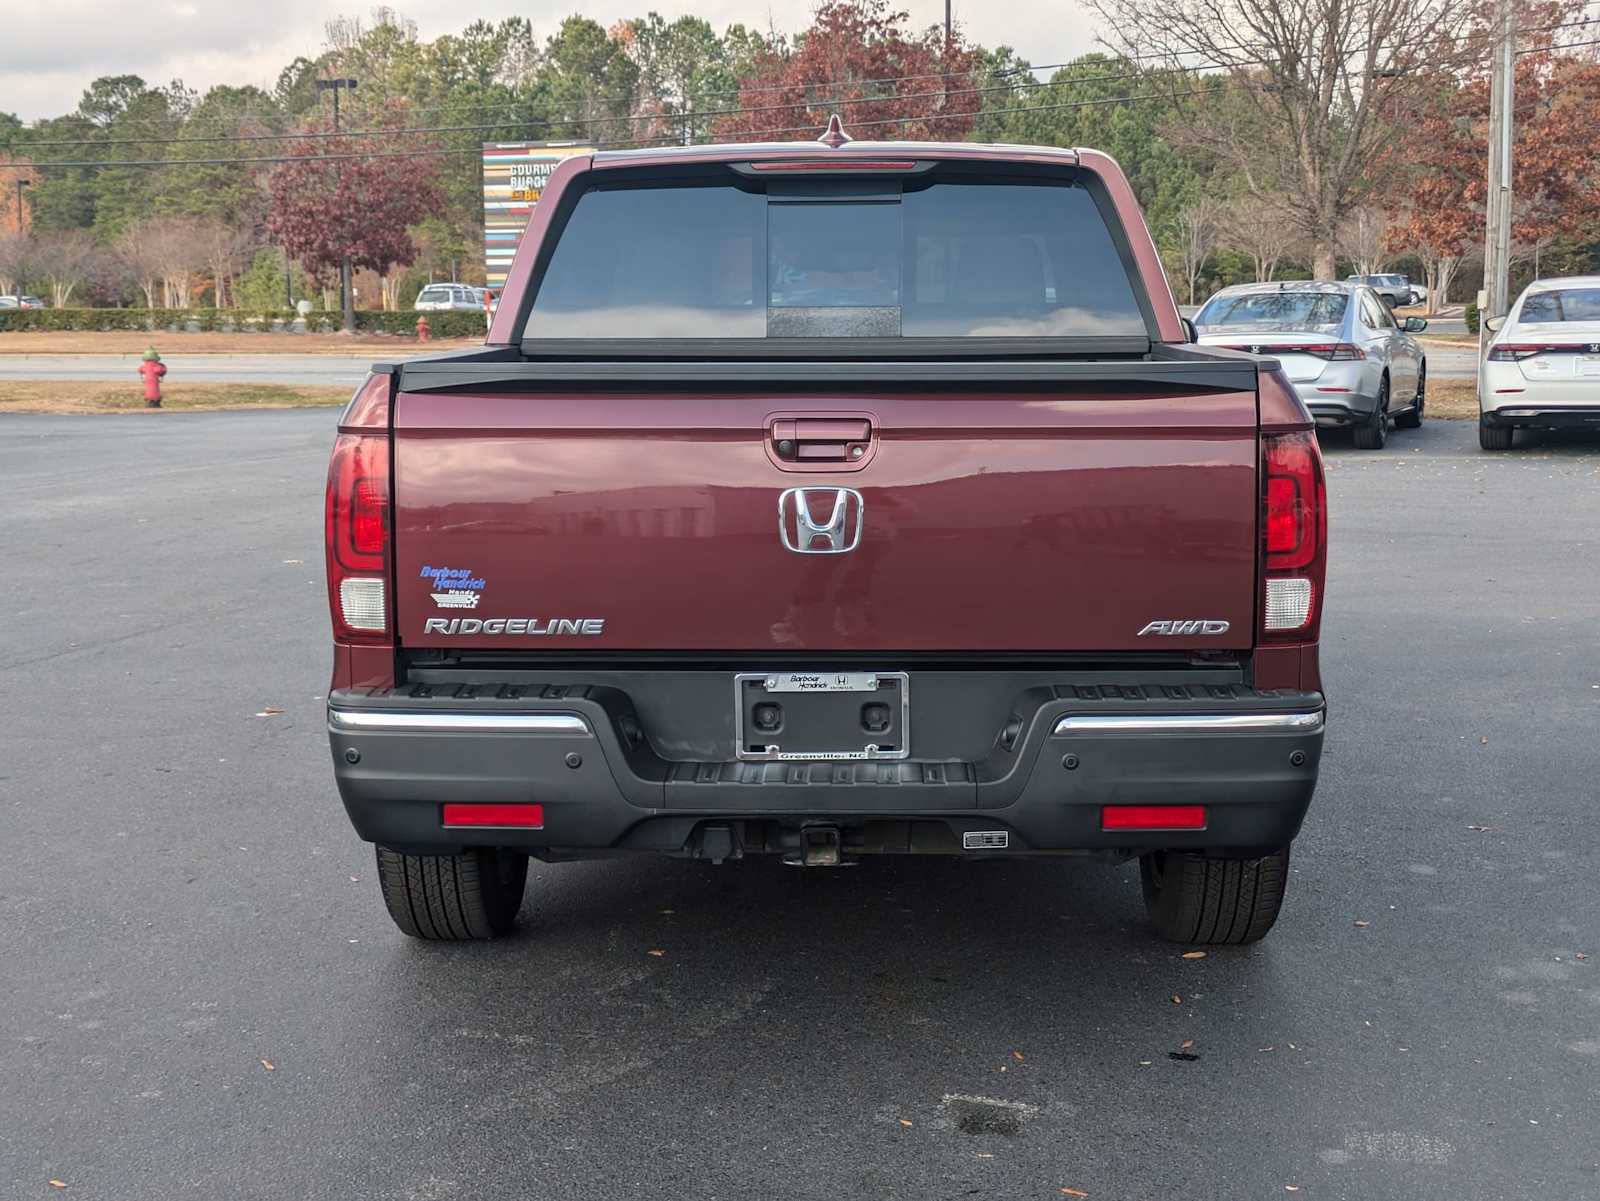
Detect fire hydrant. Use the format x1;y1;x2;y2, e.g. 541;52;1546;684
415;314;431;342
138;348;167;408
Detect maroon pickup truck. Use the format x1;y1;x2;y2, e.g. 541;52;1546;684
324;131;1327;944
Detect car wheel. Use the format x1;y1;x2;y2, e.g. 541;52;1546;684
1396;364;1424;429
1479;418;1515;451
1352;376;1390;450
1140;847;1292;944
374;845;528;940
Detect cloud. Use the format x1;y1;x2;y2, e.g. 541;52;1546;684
3;0;1103;122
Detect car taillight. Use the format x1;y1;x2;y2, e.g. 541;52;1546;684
325;374;392;642
1261;429;1326;640
1221;343;1365;360
1487;343;1582;361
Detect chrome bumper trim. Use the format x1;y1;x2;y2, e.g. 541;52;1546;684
1053;710;1324;736
328;709;591;735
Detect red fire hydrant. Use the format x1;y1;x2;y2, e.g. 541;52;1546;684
416;314;431;342
138;348;167;408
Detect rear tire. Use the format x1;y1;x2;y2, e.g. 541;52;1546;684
375;845;528;940
1352;377;1390;450
1479;419;1514;451
1140;847;1291;945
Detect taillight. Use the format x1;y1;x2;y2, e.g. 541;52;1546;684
325;375;392;642
1487;343;1582;361
1221;343;1365;360
1261;429;1326;640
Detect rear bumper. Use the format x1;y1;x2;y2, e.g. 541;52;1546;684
328;680;1325;859
1480;404;1600;430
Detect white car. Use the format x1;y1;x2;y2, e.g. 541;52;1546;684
0;294;46;309
414;284;486;312
1479;275;1600;450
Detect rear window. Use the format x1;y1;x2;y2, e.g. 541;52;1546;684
1196;292;1349;333
1520;289;1600;323
524;179;1146;340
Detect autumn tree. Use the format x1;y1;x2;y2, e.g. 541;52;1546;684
265;109;445;330
1388;20;1600;309
1087;0;1483;279
714;0;985;143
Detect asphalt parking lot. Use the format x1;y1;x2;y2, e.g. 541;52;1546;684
3;410;1598;1200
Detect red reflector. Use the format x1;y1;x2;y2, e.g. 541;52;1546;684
1101;805;1207;831
1265;475;1301;557
442;803;544;829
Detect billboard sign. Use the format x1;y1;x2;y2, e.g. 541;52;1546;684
481;142;592;289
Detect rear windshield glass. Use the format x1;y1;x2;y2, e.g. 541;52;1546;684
1519;289;1600;323
1195;292;1349;333
524;179;1147;339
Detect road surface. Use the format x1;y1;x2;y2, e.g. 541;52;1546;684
2;410;1597;1199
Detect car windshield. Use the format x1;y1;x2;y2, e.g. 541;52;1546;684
1195;292;1349;333
1518;288;1600;323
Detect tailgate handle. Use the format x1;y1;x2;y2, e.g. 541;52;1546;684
772;418;873;462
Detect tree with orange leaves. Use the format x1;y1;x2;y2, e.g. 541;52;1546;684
711;0;984;144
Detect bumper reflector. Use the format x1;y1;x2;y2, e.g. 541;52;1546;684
442;802;544;829
1264;576;1313;630
339;576;386;631
1101;804;1207;831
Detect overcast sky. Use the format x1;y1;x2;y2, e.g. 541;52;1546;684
5;0;1104;122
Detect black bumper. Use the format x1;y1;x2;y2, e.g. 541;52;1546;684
328;679;1325;860
1482;406;1600;430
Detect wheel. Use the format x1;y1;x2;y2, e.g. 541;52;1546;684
374;845;528;940
1479;419;1514;451
1140;847;1291;944
1352;376;1390;449
1396;364;1424;428
1407;291;1421;307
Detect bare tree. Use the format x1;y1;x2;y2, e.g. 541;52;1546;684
1170;198;1223;304
1338;205;1393;276
122;218;204;308
115;223;163;308
1220;196;1301;282
33;230;99;307
0;231;36;296
194;219;254;309
1088;0;1480;279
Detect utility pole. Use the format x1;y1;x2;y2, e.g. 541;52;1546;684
1482;0;1515;322
14;178;29;233
316;77;359;332
944;0;951;45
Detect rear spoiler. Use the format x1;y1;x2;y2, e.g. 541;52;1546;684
384;343;1259;395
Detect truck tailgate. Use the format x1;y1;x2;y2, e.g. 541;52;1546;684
392;386;1258;653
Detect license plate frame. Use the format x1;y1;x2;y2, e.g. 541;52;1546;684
734;672;910;761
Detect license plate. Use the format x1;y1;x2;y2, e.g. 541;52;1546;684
735;672;909;761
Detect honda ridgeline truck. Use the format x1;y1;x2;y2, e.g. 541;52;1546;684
324;128;1329;944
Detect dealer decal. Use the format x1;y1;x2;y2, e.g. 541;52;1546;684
423;617;606;636
421;564;485;610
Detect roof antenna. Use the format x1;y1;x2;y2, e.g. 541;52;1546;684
816;114;852;148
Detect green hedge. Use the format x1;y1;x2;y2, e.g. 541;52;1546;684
1463;301;1480;335
0;308;487;337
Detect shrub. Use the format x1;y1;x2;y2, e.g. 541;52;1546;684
1464;301;1480;334
0;307;486;338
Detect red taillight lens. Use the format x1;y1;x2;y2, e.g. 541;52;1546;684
1221;343;1364;360
325;375;391;642
1487;343;1581;361
1261;428;1326;640
1102;805;1207;831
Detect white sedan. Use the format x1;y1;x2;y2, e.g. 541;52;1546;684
1479;275;1600;450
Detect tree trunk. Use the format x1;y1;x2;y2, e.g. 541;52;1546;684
1312;243;1336;282
340;259;355;333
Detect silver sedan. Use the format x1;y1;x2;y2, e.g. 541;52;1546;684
1194;281;1428;450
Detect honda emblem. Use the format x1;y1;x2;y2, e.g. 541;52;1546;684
778;487;865;554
